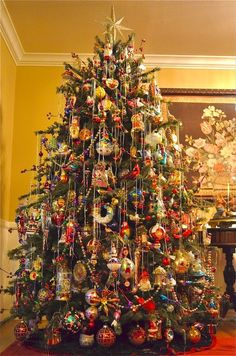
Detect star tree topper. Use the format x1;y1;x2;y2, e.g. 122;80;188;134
102;5;133;42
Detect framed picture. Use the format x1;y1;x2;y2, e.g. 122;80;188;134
161;88;236;198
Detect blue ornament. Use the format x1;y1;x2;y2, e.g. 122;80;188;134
107;221;119;231
160;294;168;302
128;189;144;206
209;302;216;308
160;152;167;165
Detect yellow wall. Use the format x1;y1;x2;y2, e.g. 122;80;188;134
159;68;236;89
10;66;63;220
0;37;18;321
0;36;16;221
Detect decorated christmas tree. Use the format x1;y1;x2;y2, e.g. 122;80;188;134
6;10;220;354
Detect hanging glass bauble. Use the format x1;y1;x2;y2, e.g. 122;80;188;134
55;261;72;301
106;78;119;90
128;325;146;346
173;251;190;274
73;261;87;283
79;128;92;141
107;257;121;272
95;86;106;99
120;258;135;279
85;306;99;320
153;266;167;286
149;224;165;240
96;138;114;156
85;289;100;306
187;326;201;344
37;287;53;303
14;321;29;341
164;328;174;342
96;325;116;348
63;310;83;334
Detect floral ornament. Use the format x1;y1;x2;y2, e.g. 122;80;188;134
185;106;236;189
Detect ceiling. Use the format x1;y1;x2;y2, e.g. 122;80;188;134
1;0;236;67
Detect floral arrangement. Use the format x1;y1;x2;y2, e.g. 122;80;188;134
185;106;236;190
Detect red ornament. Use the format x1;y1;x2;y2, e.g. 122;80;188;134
96;325;116;348
187;326;201;344
128;325;146;346
14;321;29;341
162;257;170;266
120;221;131;239
173;234;182;239
182;229;192;237
136;297;156;312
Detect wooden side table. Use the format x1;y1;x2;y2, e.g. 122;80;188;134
207;228;236;314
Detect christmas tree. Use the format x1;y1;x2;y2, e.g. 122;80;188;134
6;10;220;354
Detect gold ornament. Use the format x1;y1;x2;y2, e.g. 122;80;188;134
38;316;49;330
131;113;144;132
85;306;99;320
153;266;167;286
79;333;95;347
174;250;190;274
100;98;113;111
57;143;71;156
95;86;106;99
69;118;80;139
187;326;201;344
55;261;72;301
79;128;92;141
60;170;69;184
67;190;76;202
29;271;38;280
106;78;119;90
57;197;66;208
73;261;87;283
33;256;42;271
96;138;114;156
130;146;137;158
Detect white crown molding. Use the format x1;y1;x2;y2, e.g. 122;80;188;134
144;54;236;70
1;0;236;69
14;52;236;70
0;0;24;64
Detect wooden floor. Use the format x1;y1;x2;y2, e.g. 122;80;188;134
0;311;236;355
